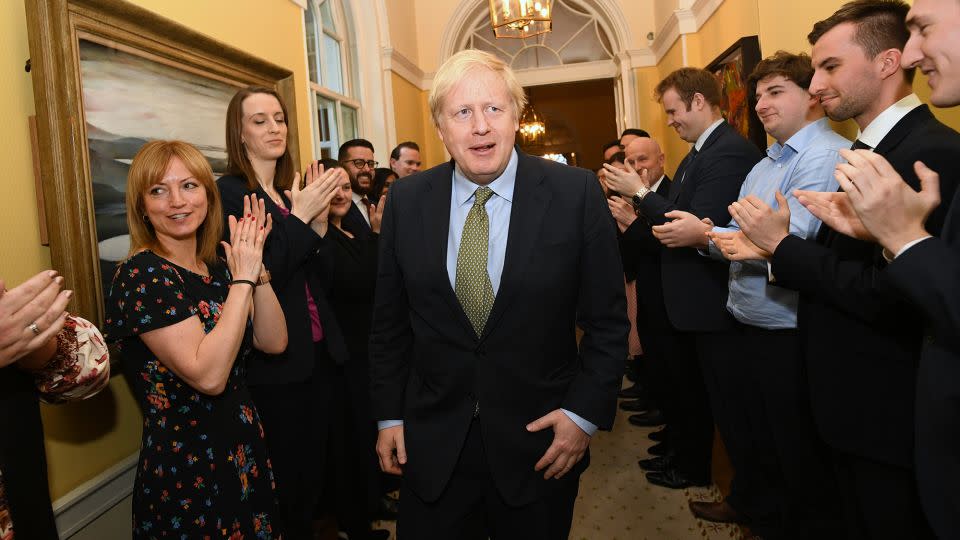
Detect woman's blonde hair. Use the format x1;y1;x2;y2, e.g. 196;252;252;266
125;140;223;264
428;49;527;126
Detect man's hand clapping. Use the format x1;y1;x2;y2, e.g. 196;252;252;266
729;191;791;254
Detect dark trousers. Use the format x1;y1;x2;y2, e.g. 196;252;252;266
832;451;934;540
658;328;713;482
695;328;780;531
398;419;580;540
736;326;841;539
249;342;334;539
320;364;381;539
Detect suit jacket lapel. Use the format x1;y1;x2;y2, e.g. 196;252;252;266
421;162;477;338
873;105;932;156
481;151;550;341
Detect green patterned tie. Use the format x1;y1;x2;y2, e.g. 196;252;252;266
455;186;496;336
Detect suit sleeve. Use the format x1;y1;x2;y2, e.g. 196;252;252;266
637;149;757;227
217;176;323;291
770;139;959;326
564;172;630;431
368;186;414;421
884;237;960;352
618;218;660;278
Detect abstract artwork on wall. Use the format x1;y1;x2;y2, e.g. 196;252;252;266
706;36;766;151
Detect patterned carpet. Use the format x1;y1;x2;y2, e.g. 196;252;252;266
364;380;744;539
570;390;743;539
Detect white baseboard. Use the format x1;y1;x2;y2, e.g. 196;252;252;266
52;453;138;538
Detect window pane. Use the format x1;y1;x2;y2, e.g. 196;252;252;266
316;93;337;158
320;0;336;33
341;105;358;142
323;33;344;94
305;8;320;84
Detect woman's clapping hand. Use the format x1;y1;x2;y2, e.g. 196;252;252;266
221;195;273;283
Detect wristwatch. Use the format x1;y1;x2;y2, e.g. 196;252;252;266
256;270;272;286
631;186;651;209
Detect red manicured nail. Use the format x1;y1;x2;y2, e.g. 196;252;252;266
251;216;256;221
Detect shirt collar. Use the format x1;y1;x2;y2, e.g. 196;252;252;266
649;175;666;193
857;94;922;148
695;119;725;151
351;192;363;203
452;148;518;206
768;117;832;159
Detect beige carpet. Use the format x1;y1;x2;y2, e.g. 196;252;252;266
571;396;744;539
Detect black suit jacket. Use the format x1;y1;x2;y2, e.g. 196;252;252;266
342;201;373;240
619;177;672;331
770;105;960;466
369;150;628;506
217;175;348;384
882;185;960;538
636;121;763;332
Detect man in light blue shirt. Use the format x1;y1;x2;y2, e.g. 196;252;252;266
696;51;848;537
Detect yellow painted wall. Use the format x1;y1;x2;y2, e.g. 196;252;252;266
386;0;420;62
685;0;759;68
3;0;316;501
391;72;428;159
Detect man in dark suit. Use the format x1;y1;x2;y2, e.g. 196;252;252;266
339;138;377;239
732;2;960;537
794;0;960;536
369;50;628;539
608;137;678;449
611;137;671;416
603;68;763;504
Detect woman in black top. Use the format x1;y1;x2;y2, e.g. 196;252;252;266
317;159;390;540
216;86;346;538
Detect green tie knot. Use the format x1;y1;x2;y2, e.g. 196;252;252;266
474;186;494;206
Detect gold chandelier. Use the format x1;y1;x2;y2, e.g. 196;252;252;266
489;0;553;39
519;103;546;143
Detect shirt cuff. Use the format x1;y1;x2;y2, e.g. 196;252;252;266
378;420;403;430
887;236;933;261
562;409;597;436
767;261;776;283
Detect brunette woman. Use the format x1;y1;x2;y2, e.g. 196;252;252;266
105;140;287;538
217;86;346;538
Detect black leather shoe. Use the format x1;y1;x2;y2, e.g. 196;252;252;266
618;398;650;412
688;499;749;524
628;409;665;427
648;428;668;442
638;455;673;472
647;441;672;456
618;383;646;400
646;468;710;489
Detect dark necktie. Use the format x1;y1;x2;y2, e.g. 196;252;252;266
851;139;872;150
669;147;698;200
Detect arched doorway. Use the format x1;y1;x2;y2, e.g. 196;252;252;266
439;0;639;133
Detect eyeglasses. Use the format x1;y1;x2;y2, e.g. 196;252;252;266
342;159;378;169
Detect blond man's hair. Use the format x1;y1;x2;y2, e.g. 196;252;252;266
126;140;223;265
428;49;527;126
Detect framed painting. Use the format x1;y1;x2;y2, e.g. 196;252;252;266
25;0;301;325
706;35;766;151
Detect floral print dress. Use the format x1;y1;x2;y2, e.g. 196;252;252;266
105;251;278;539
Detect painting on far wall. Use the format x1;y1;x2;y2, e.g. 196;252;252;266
79;38;237;296
707;36;766;151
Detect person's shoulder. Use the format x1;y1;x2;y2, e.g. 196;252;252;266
216;173;251;193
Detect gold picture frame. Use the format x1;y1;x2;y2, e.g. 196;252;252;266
25;0;301;325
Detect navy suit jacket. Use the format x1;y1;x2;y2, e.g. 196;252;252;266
369;150;628;505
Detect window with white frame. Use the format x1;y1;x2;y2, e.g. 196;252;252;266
305;0;360;159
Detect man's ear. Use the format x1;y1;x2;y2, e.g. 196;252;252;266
876;48;904;80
